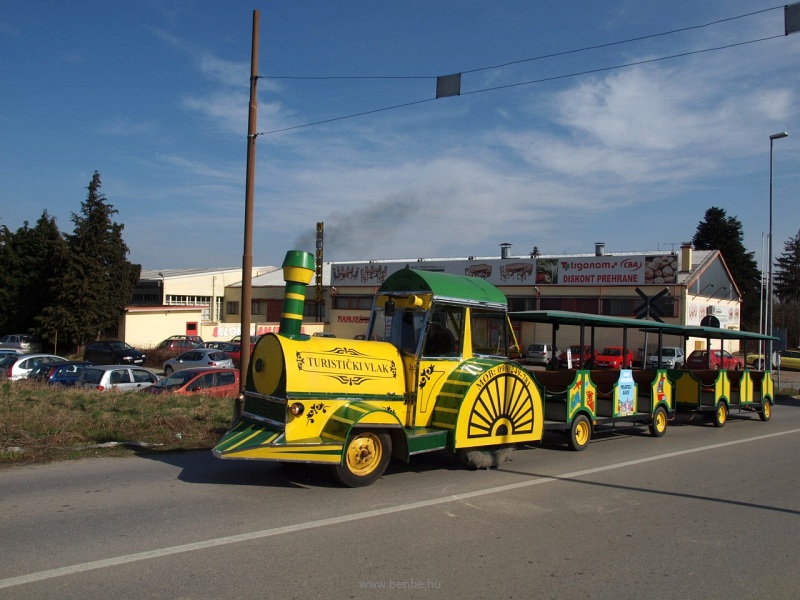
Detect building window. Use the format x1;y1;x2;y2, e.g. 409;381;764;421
602;298;635;317
165;295;211;306
507;297;536;311
333;295;373;310
251;300;266;315
304;302;326;319
226;301;239;315
601;297;676;318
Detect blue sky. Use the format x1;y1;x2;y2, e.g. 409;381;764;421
1;1;798;271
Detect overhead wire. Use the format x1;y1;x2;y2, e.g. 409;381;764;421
257;6;787;135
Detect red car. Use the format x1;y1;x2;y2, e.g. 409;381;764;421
144;367;240;398
685;349;743;370
594;346;635;369
557;345;597;369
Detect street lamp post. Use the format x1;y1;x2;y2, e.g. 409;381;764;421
768;131;788;369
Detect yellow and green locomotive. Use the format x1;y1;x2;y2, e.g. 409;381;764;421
213;250;544;486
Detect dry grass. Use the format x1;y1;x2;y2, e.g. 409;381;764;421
0;380;234;465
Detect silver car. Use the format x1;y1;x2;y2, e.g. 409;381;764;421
163;348;234;375
525;343;558;366
0;334;42;353
76;365;160;391
1;353;67;380
647;346;685;369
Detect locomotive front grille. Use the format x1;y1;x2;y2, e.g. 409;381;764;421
244;391;287;427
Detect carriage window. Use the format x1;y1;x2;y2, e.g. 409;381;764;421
471;309;511;358
422;306;464;357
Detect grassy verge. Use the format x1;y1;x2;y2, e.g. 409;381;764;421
2;378;797;467
0;380;233;465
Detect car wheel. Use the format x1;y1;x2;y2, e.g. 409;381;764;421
712;402;728;428
568;414;592;451
332;430;391;487
759;400;771;422
649;406;668;437
164;365;174;376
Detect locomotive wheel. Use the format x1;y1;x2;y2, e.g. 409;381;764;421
759;400;772;422
458;445;514;470
332;430;391;487
712;402;728;428
568;415;591;451
649;406;668;437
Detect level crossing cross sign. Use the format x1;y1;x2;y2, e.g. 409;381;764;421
633;287;669;323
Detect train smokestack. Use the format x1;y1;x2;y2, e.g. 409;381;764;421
280;250;315;337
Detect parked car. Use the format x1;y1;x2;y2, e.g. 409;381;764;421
557;345;596;369
144;367;240;398
777;349;800;370
0;334;42;353
0;349;23;360
156;338;201;355
747;348;800;370
76;365;159;391
525;343;558;366
685;349;743;370
84;340;146;366
164;334;204;344
28;360;95;386
594;346;634;369
0;353;67;380
647;346;685;369
230;334;263;344
163;348;234;375
203;341;242;365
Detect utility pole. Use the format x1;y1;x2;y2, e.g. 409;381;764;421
236;10;259;418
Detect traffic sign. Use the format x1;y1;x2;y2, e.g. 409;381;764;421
634;287;669;323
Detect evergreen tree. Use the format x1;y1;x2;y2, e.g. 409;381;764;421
774;229;800;302
0;225;13;333
773;229;800;346
41;172;141;347
692;207;761;330
0;213;67;337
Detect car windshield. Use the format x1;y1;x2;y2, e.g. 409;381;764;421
154;371;197;390
601;348;620;356
108;342;133;351
662;349;676;356
0;357;15;368
529;344;545;351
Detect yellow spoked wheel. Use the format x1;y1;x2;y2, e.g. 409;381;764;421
569;414;591;451
649;406;668;437
332;431;392;487
759;400;772;422
713;402;728;428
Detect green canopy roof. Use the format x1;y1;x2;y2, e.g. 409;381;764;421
509;310;779;342
379;268;507;308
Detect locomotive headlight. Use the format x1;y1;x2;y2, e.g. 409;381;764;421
290;402;305;416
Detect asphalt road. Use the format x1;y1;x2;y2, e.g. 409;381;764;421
3;397;800;600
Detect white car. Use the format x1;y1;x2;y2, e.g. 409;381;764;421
647;346;685;369
163;348;234;375
0;353;67;380
76;365;160;391
0;334;42;353
525;343;558;366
